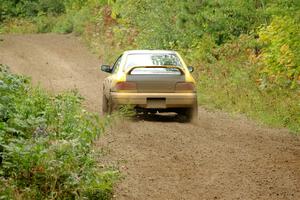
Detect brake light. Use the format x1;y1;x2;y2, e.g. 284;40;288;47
115;82;137;91
176;82;195;91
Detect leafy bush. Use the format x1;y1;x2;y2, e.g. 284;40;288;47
0;0;65;21
196;35;300;133
109;0;269;50
53;5;92;35
258;16;300;89
0;65;117;199
52;14;74;33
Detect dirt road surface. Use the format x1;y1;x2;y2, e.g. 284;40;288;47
1;34;300;200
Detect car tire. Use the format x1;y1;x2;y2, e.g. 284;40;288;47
102;94;108;115
177;102;198;122
107;95;118;114
185;105;198;122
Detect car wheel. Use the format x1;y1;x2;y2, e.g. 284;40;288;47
102;94;108;115
177;102;198;122
107;95;116;114
185;105;198;122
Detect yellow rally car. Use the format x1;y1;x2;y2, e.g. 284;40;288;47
100;50;198;121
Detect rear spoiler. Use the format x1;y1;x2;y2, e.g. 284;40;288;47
126;65;185;75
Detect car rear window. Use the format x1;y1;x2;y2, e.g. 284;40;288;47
124;53;182;70
130;67;182;75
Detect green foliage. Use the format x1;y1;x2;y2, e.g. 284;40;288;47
0;0;65;21
266;0;300;17
259;16;300;89
52;14;74;33
53;5;93;35
118;105;136;118
196;36;300;132
0;15;61;34
0;65;117;199
109;0;269;50
0;18;38;34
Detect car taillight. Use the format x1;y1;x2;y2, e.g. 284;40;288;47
175;82;195;92
115;82;137;91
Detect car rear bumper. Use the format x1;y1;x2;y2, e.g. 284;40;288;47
111;92;197;109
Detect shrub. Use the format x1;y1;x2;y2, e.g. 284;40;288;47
0;0;65;21
196;36;300;133
52;14;74;33
258;16;300;89
0;65;117;199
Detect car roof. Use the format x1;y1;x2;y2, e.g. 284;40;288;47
124;50;177;55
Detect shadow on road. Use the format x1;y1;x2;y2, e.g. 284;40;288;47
132;112;186;123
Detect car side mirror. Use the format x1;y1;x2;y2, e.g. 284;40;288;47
187;66;194;73
101;65;112;73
